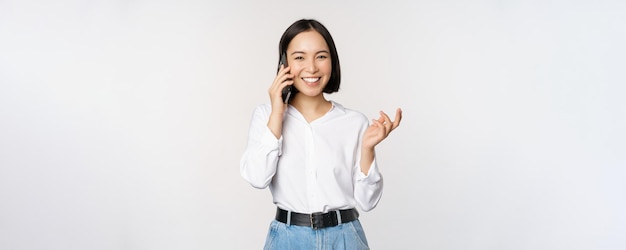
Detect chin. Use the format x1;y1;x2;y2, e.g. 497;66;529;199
296;89;324;98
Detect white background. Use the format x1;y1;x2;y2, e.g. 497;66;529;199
1;0;625;249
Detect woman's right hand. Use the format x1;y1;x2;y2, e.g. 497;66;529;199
268;65;294;114
266;65;293;139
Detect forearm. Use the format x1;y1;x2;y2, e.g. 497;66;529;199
359;147;375;175
267;111;284;139
240;146;280;189
240;127;283;188
355;152;383;212
241;105;283;188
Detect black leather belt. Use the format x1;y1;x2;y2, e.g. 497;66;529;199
275;207;359;230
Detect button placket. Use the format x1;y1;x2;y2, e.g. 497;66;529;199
304;125;318;210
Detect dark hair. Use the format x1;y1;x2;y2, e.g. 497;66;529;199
279;19;341;93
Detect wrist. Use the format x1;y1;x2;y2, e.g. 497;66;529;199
360;147;375;175
269;107;285;116
361;145;375;154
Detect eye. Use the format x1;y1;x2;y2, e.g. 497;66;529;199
294;56;304;60
317;54;329;60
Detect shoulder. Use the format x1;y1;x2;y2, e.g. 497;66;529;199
249;103;272;120
252;103;272;114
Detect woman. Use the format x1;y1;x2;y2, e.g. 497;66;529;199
240;19;402;249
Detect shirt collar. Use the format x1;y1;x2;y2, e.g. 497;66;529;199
286;100;346;122
329;100;345;114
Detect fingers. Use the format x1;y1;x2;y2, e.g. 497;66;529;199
274;66;293;86
366;108;402;148
370;112;392;141
379;111;392;124
392;108;403;130
269;66;293;98
277;64;289;74
371;118;384;127
377;108;403;132
276;76;294;89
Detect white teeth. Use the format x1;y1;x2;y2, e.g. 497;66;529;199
302;77;320;83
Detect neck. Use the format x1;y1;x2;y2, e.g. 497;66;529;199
291;94;332;122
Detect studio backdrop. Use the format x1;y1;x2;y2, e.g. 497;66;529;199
1;0;624;249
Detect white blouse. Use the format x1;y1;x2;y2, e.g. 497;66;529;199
240;101;383;213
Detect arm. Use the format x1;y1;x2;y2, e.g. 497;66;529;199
240;105;283;189
240;66;294;188
360;108;403;174
354;108;403;211
267;65;293;139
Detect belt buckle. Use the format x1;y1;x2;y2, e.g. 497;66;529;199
310;212;323;230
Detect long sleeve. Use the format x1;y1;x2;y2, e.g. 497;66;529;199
354;158;383;212
352;121;384;212
240;105;283;189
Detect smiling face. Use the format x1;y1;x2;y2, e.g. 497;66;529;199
286;30;332;99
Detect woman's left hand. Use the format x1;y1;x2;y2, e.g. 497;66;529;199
362;108;403;149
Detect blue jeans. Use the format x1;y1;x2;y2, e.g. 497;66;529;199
263;219;370;250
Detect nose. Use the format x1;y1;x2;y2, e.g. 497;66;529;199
305;58;318;73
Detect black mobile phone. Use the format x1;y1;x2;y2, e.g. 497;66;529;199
278;52;294;104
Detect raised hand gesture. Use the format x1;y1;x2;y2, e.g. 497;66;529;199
362;108;403;150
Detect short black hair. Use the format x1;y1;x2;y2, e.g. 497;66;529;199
279;19;341;93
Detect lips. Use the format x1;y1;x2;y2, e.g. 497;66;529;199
302;77;321;83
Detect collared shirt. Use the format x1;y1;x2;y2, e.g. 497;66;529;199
240;101;383;213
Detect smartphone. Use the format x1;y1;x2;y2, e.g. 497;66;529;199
278;52;294;104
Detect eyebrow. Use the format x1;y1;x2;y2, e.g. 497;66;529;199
290;50;330;55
